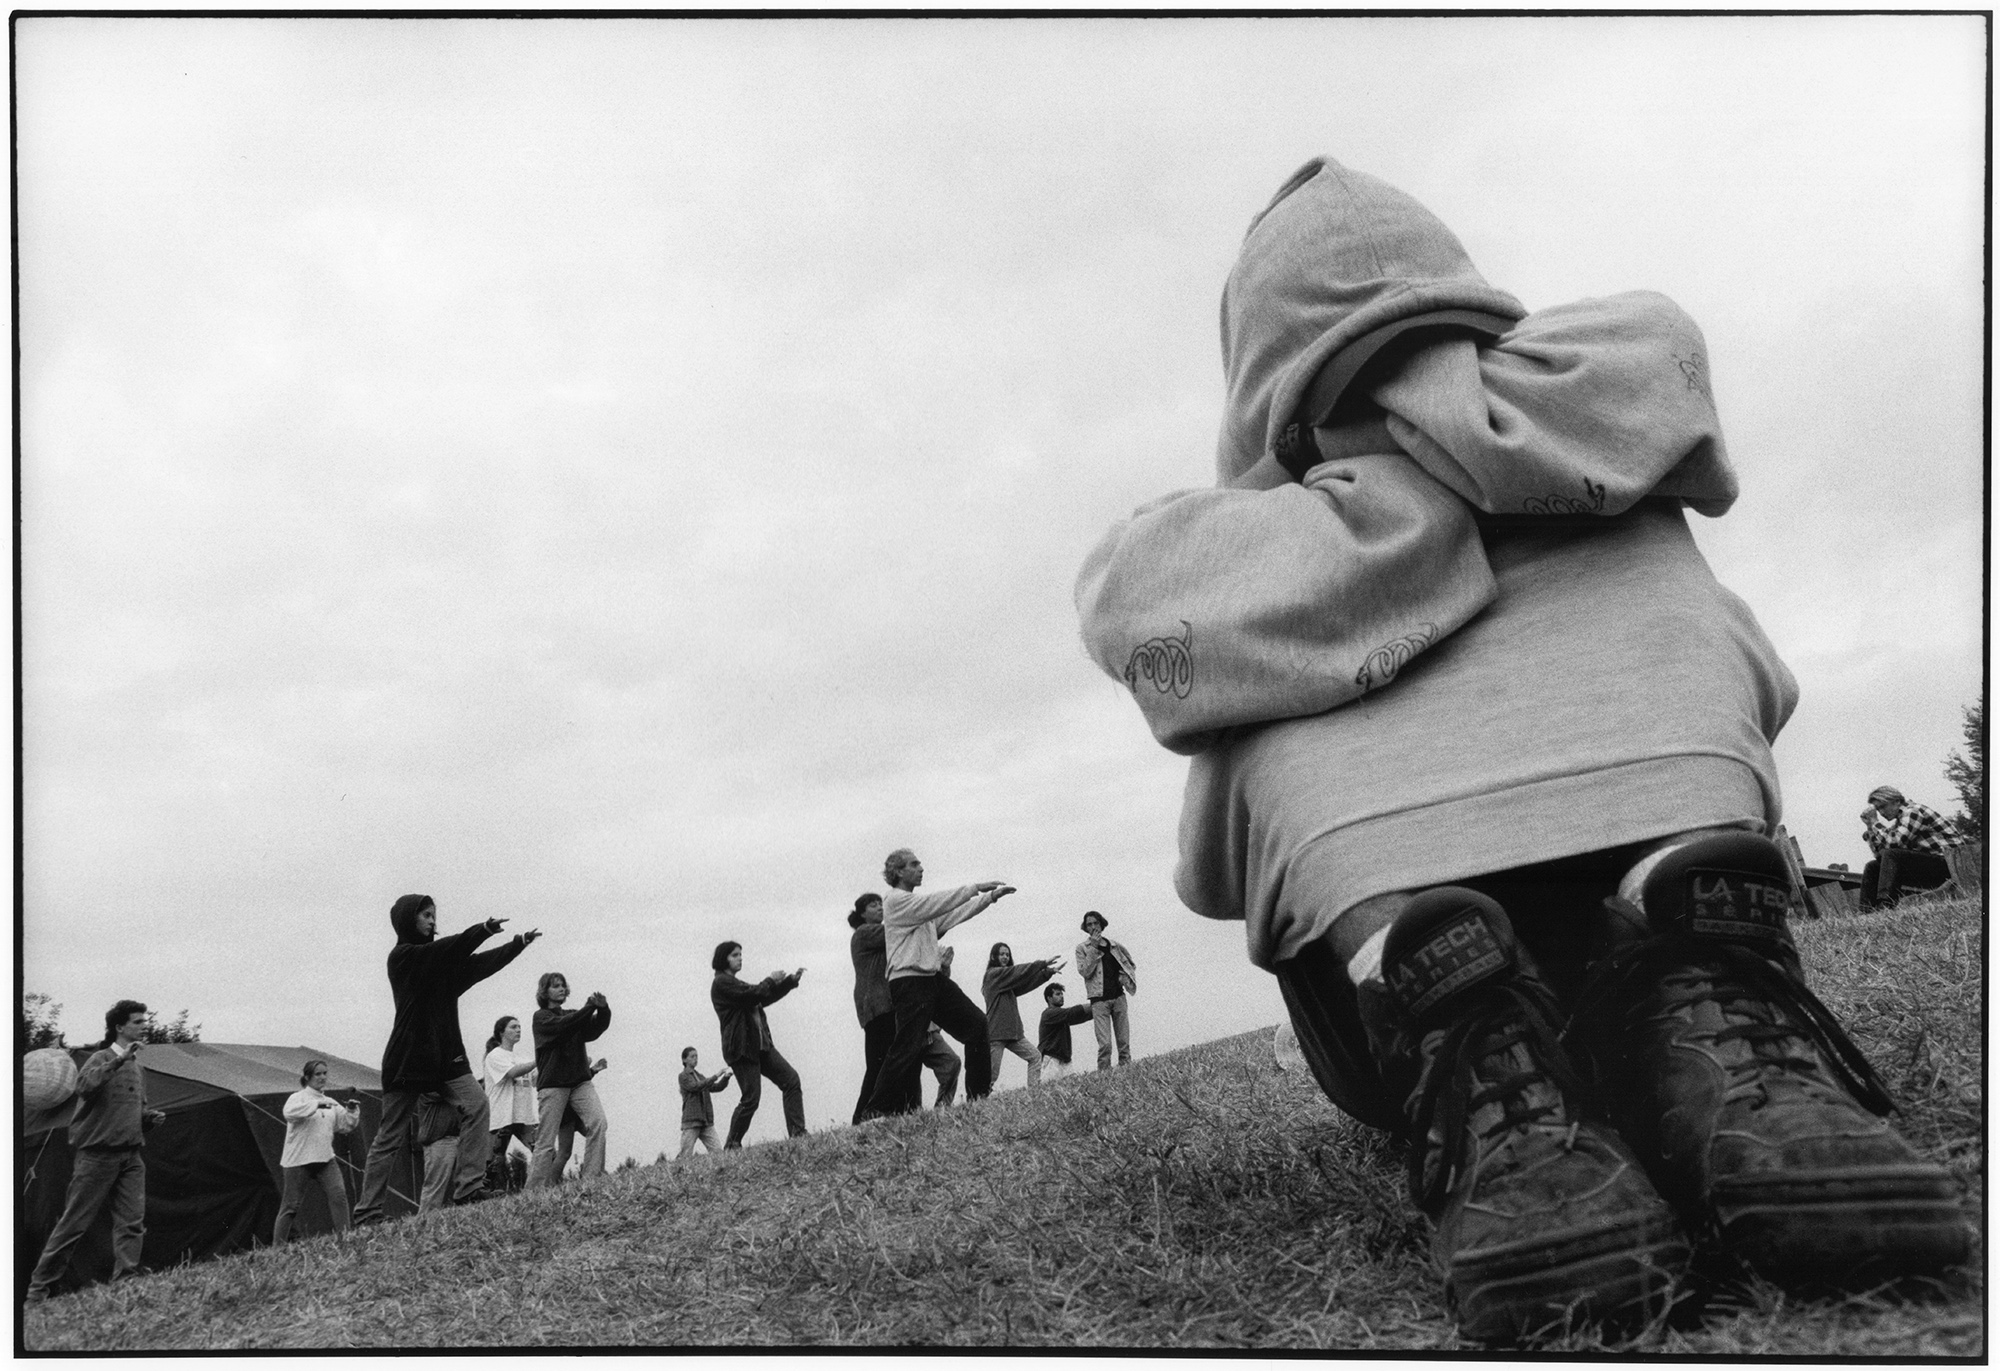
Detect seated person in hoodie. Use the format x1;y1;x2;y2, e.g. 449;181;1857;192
1075;157;1966;1341
1036;982;1094;1082
981;942;1065;1088
352;895;539;1223
527;973;612;1189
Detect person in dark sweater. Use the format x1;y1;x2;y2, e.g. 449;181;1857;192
677;1046;732;1158
847;892;895;1124
25;1001;168;1302
528;971;612;1188
710;941;806;1148
1037;983;1095;1082
982;942;1066;1088
352;894;538;1223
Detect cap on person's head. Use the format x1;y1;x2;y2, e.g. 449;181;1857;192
1868;785;1905;807
1081;910;1107;931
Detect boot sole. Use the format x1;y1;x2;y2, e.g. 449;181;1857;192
1715;1168;1972;1280
1450;1211;1691;1343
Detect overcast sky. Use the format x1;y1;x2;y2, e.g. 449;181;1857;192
17;14;1985;1159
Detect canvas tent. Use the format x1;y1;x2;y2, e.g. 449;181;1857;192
18;1042;417;1296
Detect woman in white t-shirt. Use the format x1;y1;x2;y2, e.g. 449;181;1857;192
273;1059;360;1244
483;1016;539;1190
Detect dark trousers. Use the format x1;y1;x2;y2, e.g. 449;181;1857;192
1275;845;1648;1137
1861;848;1951;909
272;1158;350;1244
352;1074;490;1222
853;1013;897;1124
725;1047;806;1148
865;973;991;1117
29;1146;146;1296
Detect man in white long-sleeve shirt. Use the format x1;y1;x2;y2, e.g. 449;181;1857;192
861;848;1014;1118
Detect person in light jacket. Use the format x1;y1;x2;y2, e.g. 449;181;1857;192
273;1059;360;1244
482;1016;538;1192
710;942;806;1147
861;849;1015;1118
1075;912;1137;1070
981;942;1065;1088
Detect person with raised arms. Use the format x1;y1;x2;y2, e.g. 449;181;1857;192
710;942;806;1148
861;848;1014;1118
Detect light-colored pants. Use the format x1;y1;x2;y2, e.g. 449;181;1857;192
353;1075;490;1221
1092;996;1131;1070
988;1035;1043;1088
29;1147;146;1296
677;1124;722;1158
273;1158;350;1243
529;1080;607;1188
419;1137;457;1212
924;1028;961;1107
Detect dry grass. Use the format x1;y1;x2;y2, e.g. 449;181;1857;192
22;892;1983;1352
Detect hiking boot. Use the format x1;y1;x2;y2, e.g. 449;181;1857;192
1569;832;1970;1283
1379;887;1688;1342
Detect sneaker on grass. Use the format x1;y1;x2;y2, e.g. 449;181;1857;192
1569;832;1971;1284
1377;887;1690;1343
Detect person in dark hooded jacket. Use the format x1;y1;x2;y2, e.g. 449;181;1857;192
351;894;539;1222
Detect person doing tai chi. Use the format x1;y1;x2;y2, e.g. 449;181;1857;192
352;896;538;1223
861;849;1014;1118
981;942;1065;1088
1074;155;1968;1342
710;942;806;1148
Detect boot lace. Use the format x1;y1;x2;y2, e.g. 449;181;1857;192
1567;904;1895;1117
1405;976;1589;1214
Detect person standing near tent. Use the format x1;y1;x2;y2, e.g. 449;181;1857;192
272;1059;360;1244
528;973;612;1189
710;941;807;1147
25;1000;167;1302
352;895;540;1224
862;849;1015;1118
482;1017;539;1193
1075;912;1137;1070
982;942;1065;1088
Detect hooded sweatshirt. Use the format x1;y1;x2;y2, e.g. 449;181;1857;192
380;894;532;1089
1075;157;1797;968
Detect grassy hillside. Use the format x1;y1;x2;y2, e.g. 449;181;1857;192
23;893;1983;1352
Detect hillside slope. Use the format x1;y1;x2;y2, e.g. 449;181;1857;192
23;895;1984;1352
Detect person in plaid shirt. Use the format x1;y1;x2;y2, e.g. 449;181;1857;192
1859;785;1956;908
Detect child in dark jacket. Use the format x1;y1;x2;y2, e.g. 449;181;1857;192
1036;983;1094;1082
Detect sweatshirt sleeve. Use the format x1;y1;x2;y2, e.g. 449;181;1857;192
1374;292;1737;521
580;1002;612;1042
757;973;799;1006
282;1089;321;1122
461;932;528;989
1074;454;1496;754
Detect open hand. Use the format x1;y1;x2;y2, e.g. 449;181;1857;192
1046;955;1068;974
